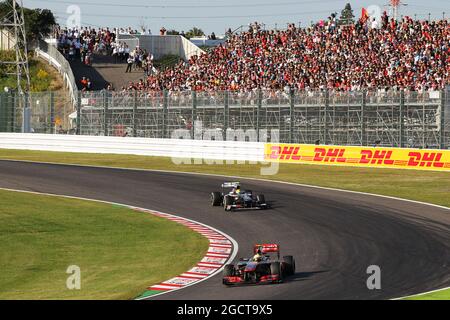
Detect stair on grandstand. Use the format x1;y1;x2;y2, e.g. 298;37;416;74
69;53;145;91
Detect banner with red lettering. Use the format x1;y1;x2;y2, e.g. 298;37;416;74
264;144;450;171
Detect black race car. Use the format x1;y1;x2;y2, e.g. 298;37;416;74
211;182;268;211
222;244;295;285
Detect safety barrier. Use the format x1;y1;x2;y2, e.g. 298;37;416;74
35;41;78;107
1;134;449;171
0;133;263;162
265;143;450;171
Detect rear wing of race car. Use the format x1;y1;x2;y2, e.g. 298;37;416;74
221;182;240;188
254;244;280;254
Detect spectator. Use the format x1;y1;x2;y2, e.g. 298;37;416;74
80;76;88;90
126;55;134;73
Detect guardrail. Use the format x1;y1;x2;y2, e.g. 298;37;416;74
35;40;78;107
0;133;263;162
0;134;448;171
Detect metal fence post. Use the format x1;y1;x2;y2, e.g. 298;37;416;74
22;92;31;133
224;90;229;141
162;90;168;139
324;89;329;145
103;91;109;136
192;90;197;139
5;92;12;132
50;92;55;134
0;93;4;132
133;91;137;137
289;88;294;143
76;91;81;135
440;89;446;149
257;88;262;142
12;92;16;132
399;90;405;148
361;90;366;146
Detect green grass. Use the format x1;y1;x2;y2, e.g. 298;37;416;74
404;288;450;300
0;148;449;207
0;189;209;300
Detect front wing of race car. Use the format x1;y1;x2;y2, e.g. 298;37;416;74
224;202;268;211
223;274;281;285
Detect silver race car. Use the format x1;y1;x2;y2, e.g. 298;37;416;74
211;182;268;212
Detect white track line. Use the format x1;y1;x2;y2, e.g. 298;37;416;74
0;187;238;300
0;158;449;299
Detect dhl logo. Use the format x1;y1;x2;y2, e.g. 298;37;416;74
265;144;450;171
359;150;394;165
268;146;347;162
314;148;346;162
268;146;301;160
407;152;444;168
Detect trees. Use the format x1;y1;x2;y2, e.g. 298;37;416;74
166;29;180;35
185;27;205;39
339;3;355;26
0;0;56;44
23;8;56;43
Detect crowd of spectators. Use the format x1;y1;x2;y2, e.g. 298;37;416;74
56;26;157;91
56;14;449;95
133;14;448;93
56;26;117;60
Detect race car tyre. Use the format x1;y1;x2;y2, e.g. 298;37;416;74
270;262;282;281
211;192;223;206
224;195;233;211
257;194;266;206
223;264;235;277
283;255;295;276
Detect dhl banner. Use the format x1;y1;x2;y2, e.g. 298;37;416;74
264;144;450;171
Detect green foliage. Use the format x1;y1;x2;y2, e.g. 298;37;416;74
185;27;205;39
0;51;53;92
23;8;56;42
339;3;355;26
0;0;56;43
166;29;180;35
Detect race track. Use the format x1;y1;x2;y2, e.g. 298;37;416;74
0;160;449;300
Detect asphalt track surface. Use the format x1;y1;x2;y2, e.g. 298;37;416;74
0;160;449;300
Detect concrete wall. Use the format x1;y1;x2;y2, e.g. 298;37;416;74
117;34;204;60
0;29;16;50
190;37;226;47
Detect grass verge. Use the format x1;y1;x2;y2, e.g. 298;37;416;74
0;189;209;300
403;288;450;300
0;148;449;207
